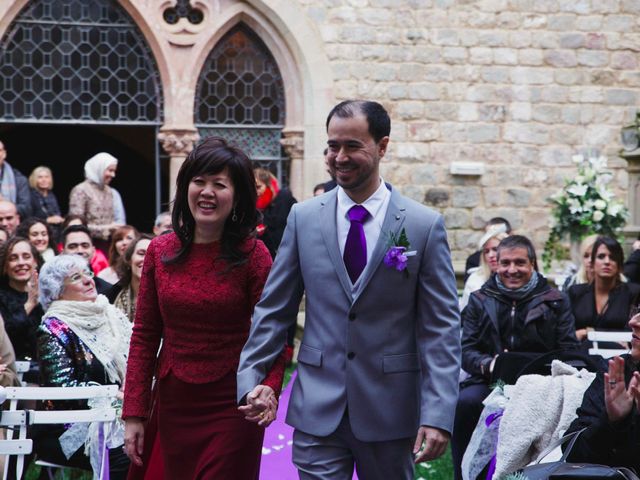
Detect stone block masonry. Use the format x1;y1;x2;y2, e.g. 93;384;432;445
298;0;639;266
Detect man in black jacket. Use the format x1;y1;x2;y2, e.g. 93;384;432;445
452;235;579;479
565;313;640;471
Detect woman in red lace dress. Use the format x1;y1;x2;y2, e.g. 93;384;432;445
122;137;284;479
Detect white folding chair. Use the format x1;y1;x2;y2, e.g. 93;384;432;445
0;406;32;480
587;330;632;358
13;362;30;384
2;384;119;480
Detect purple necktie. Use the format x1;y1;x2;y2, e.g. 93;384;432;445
344;205;369;283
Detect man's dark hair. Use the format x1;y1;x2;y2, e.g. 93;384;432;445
487;217;512;234
325;100;390;143
497;235;538;271
591;236;624;273
61;224;92;246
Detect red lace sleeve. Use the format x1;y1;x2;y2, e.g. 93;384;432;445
248;241;286;396
122;237;164;419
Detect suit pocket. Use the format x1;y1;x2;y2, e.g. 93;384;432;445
298;344;323;367
383;353;420;373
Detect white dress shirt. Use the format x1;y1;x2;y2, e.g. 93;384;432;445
337;179;391;286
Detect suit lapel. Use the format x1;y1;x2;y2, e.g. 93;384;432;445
353;189;406;302
319;191;353;300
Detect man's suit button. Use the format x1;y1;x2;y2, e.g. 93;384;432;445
348;313;356;321
347;352;355;359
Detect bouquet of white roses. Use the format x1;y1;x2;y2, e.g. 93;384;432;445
543;152;628;269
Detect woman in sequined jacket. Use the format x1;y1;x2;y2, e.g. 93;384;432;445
35;254;132;479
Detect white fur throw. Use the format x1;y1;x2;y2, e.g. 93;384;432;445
492;360;596;478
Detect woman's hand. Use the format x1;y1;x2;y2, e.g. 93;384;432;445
238;385;278;427
24;271;39;315
124;417;145;467
575;328;588;341
604;356;639;422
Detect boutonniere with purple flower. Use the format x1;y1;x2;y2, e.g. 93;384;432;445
383;228;416;276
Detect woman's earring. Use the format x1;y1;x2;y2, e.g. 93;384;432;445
232;207;238;222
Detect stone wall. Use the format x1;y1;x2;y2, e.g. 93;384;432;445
295;0;639;267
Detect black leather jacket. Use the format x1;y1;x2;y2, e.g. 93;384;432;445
461;274;578;384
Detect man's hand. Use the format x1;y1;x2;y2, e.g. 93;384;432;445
413;426;450;463
238;385;278;427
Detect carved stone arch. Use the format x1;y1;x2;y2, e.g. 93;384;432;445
192;1;334;199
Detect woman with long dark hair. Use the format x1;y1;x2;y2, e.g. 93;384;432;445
122;137;284;479
569;236;640;345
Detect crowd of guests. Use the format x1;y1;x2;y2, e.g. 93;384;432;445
453;218;640;478
1;129;639;479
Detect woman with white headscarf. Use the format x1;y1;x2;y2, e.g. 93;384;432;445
69;152;125;252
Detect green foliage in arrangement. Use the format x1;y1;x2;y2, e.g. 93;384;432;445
543;152;628;270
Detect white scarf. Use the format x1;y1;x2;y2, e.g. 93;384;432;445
84;153;117;187
45;295;132;385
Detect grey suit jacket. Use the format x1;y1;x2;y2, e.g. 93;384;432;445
237;187;461;442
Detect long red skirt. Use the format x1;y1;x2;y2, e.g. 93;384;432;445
157;370;264;480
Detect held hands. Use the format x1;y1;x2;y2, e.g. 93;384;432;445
238;385;278;428
604;356;640;423
124;417;145;467
413;426;450;464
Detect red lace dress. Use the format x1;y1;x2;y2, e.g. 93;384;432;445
123;233;284;479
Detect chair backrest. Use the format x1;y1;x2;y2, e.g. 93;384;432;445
1;385;119;480
587;330;632;359
13;361;30;383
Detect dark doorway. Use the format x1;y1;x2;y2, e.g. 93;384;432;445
0;123;168;233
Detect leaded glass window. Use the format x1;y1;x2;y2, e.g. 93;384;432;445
0;0;162;124
195;24;288;184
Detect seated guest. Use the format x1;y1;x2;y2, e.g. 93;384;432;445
0;200;20;236
61;225;113;295
28;166;64;240
0;237;44;367
59;214;109;274
16;218;57;262
464;217;512;282
98;225;138;284
35;254;131;479
452;235;578;480
564;312;640;470
0;316;20;387
624;235;640;284
459;225;508;311
563;234;597;291
152;211;172;237
107;235;152;322
568;236;640;344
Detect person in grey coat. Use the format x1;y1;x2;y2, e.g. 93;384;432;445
237;100;461;480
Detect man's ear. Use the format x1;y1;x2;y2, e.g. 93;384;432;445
378;136;390;158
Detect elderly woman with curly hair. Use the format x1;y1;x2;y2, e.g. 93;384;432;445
35;254;132;479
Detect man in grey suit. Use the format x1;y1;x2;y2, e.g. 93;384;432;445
237;100;460;479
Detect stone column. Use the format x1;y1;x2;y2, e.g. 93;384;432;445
621;149;640;249
157;128;200;200
281;129;304;201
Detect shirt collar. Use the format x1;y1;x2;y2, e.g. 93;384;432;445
337;178;389;219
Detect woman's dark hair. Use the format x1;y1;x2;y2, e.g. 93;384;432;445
591;236;624;281
166;137;258;267
0;236;44;284
107;225;139;266
116;234;153;287
15;217;57;252
62;214;87;230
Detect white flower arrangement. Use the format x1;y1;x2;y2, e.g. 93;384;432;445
543;152;628;268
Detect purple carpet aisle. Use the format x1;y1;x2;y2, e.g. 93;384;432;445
260;370;358;479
